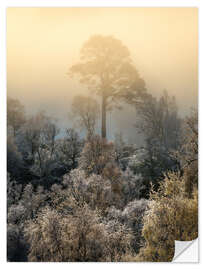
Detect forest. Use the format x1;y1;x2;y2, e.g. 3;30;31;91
7;35;198;262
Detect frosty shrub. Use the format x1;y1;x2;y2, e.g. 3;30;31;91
102;163;122;191
18;111;60;186
127;142;180;199
68;205;109;261
52;169;91;213
7;173;22;208
136;171;198;262
181;109;198;166
24;203;135;262
79;135;125;208
79;135;115;176
7;183;48;261
21;184;47;219
122;199;148;252
180;109;198;196
7;224;21;261
104;219;134;261
107;199;148;254
128;149;148;174
7;135;24;181
184;160;198;197
55;128;82;172
7;204;27;225
114;132;136;170
7;222;28;261
59;169;120;213
122;168;146;202
84;172;114;211
127;148;152;198
24;207;67;262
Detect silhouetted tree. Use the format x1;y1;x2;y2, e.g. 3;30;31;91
131;91;182;196
136;91;182;151
7;97;26;136
71;95;100;139
69;35;146;138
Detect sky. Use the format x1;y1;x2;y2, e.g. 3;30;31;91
7;7;198;141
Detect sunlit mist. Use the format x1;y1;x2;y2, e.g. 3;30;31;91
7;7;198;139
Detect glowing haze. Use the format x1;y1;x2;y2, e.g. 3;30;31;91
7;8;198;139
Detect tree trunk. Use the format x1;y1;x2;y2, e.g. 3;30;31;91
101;95;107;138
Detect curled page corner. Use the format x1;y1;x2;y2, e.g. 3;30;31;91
172;238;198;262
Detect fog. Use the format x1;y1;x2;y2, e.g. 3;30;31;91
7;7;198;142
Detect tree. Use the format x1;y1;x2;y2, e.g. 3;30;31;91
62;169;115;213
55;128;82;171
7;173;22;209
7;135;23;178
136;90;182;151
79;135;115;176
22;111;59;159
69;35;146;138
136;172;198;262
114;132;136;170
179;109;198;196
130;91;182;197
135;109;198;261
107;198;148;254
24;204;134;262
7;183;47;262
7;97;26;136
19;111;60;185
180;109;198;166
71;95;100;139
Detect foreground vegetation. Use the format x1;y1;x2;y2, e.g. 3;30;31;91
7;94;198;262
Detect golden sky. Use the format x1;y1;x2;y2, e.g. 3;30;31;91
7;7;198;122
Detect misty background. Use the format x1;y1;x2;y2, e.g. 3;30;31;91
7;7;198;143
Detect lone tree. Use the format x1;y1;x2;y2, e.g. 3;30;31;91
69;35;146;138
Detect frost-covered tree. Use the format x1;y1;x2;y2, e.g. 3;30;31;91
7;173;22;208
7;223;27;261
7;183;48;261
7;135;24;182
114;132;136;170
18;111;60;186
122;168;146;202
24;204;134;262
55;128;82;172
183;109;198;163
107;199;148;254
79;135;115;176
136;171;198;262
121;110;198;261
61;169;122;213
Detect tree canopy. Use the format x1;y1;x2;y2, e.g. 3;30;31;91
69;35;146;138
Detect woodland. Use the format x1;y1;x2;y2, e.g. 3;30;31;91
7;35;198;262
